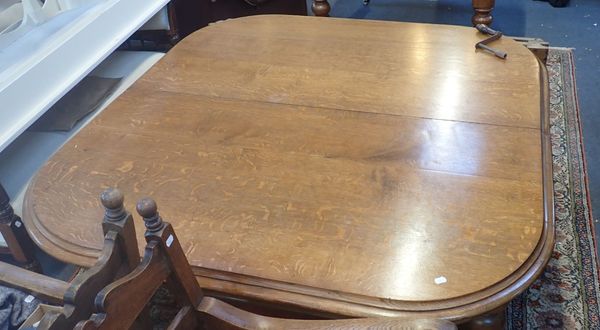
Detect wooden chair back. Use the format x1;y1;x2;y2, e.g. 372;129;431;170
36;188;141;329
0;187;456;329
75;194;456;330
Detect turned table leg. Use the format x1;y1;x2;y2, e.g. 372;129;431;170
472;0;495;26
312;0;331;17
0;184;40;271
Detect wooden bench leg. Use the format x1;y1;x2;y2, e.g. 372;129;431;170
312;0;331;17
472;0;495;26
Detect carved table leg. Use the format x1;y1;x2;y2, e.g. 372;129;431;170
459;304;506;330
312;0;331;17
472;0;495;26
0;183;40;271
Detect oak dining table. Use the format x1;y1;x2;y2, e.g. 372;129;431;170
23;15;553;328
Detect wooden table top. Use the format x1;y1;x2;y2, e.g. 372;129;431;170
24;15;553;321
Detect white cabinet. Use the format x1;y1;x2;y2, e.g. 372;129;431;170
0;0;168;152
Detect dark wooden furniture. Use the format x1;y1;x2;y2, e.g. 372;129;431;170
548;0;570;7
171;0;307;40
0;183;39;271
124;0;308;50
312;0;496;26
23;15;552;328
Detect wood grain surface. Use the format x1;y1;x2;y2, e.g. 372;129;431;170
23;15;552;321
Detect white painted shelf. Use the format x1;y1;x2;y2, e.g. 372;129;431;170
0;0;168;152
0;50;165;247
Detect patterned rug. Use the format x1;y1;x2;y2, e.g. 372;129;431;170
507;49;600;329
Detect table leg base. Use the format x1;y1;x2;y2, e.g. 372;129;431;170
312;0;331;17
472;12;493;26
472;0;495;26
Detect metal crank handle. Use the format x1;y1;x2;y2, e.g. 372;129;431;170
476;24;499;35
476;43;508;59
474;24;507;59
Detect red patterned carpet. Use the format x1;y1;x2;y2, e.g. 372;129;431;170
507;49;600;329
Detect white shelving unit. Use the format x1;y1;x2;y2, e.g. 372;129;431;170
0;0;168;152
0;0;169;247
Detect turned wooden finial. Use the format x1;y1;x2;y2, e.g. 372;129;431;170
136;198;164;232
100;188;126;222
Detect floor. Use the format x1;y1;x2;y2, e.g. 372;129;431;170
309;0;600;255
